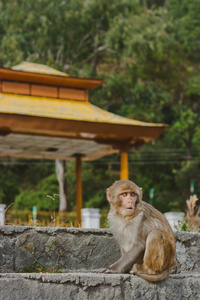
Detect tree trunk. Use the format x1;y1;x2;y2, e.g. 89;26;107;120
55;159;67;212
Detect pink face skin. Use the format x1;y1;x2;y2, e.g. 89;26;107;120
118;190;138;216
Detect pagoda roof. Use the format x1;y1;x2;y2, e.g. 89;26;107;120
0;63;167;161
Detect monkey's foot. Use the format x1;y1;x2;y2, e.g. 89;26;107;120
130;263;139;275
95;268;108;273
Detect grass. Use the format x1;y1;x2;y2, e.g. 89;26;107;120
176;194;200;232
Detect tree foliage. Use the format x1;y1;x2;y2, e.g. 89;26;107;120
0;0;200;213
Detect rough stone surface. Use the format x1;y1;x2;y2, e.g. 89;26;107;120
1;226;200;274
175;231;200;274
0;235;15;272
0;226;120;273
0;272;200;300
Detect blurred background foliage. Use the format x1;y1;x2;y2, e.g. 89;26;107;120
0;0;200;213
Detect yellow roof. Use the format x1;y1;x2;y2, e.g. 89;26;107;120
0;63;167;160
11;62;68;77
0;93;163;128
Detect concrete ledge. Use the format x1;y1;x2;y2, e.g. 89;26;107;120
0;272;200;300
0;226;119;273
1;226;200;274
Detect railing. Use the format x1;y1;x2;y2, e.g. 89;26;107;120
5;210;108;228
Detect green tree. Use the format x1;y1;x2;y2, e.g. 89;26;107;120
0;0;200;213
0;165;20;206
15;173;59;211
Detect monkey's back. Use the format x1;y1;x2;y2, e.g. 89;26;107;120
141;201;175;243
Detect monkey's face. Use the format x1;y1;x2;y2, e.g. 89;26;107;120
107;180;142;217
118;190;138;216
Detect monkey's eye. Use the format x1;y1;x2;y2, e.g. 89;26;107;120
121;192;127;196
131;192;136;197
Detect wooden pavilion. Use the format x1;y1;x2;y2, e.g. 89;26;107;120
0;62;166;223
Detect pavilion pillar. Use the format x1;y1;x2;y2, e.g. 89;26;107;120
76;156;82;225
120;151;129;180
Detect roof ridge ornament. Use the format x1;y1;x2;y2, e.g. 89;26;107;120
11;61;69;77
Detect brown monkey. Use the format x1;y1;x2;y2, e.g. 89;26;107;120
98;180;176;282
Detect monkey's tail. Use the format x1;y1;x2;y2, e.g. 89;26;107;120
134;261;176;283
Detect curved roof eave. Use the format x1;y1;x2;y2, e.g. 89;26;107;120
0;93;167;129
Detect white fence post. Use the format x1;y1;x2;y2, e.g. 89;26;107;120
81;208;101;228
0;204;6;225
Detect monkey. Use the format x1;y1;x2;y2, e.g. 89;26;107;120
98;180;176;282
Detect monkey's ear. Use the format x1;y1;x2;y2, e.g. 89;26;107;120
139;188;143;200
106;188;112;203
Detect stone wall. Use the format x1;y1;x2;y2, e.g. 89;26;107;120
1;226;200;299
0;272;200;300
0;225;200;274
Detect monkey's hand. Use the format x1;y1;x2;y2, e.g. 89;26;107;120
96;245;144;274
95;268;119;274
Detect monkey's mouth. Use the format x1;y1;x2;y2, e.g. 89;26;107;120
126;207;134;211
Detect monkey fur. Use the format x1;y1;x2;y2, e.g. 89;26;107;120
98;180;176;283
